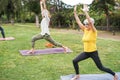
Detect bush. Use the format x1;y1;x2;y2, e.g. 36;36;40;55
94;12;120;31
109;12;120;31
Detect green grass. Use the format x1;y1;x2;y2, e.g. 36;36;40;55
0;23;120;80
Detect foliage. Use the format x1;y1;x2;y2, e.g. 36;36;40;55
91;11;120;31
27;0;40;15
0;0;22;22
0;0;120;31
109;11;120;31
91;0;116;31
51;9;73;28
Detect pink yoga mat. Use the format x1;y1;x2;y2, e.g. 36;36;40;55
19;48;73;56
0;37;15;41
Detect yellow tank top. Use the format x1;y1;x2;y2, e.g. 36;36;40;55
82;28;97;52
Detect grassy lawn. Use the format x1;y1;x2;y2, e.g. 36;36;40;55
0;23;120;80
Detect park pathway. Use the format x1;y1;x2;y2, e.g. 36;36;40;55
97;31;120;41
53;29;120;41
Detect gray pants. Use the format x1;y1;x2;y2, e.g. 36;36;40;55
31;33;62;48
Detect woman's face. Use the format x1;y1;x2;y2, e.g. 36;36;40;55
85;24;88;27
85;24;91;30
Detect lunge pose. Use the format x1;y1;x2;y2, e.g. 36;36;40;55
27;0;67;53
71;5;118;80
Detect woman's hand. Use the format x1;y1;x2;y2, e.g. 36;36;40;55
82;4;89;12
73;5;85;30
40;1;43;5
74;5;77;13
41;0;45;3
43;0;45;3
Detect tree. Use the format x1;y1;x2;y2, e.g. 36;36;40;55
92;0;116;31
27;0;40;27
0;0;23;24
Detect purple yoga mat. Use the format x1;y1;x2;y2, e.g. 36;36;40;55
0;37;15;41
19;48;73;56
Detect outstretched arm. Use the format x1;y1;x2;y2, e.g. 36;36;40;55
43;0;47;9
74;5;85;31
40;0;43;12
42;0;51;18
83;4;96;31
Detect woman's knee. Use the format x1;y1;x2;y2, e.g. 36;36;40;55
31;37;36;42
73;59;78;64
97;65;105;71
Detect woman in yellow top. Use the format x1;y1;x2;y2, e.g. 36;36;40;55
71;5;118;80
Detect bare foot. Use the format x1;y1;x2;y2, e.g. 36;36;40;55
114;74;118;80
27;49;34;54
71;75;80;80
62;46;68;53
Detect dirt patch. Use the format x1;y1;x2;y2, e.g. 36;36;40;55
98;31;120;41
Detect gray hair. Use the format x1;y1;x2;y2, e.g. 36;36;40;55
83;18;95;25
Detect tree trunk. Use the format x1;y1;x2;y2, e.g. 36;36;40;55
58;20;61;28
11;18;14;25
106;14;110;31
72;20;75;29
35;14;39;27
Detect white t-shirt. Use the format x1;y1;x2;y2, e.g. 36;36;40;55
40;9;50;35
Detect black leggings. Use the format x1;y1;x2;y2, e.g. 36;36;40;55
0;26;5;38
72;51;115;76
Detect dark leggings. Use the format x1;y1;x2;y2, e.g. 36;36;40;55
31;33;62;48
72;51;115;76
0;26;5;38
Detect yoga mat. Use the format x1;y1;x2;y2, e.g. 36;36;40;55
0;37;15;41
20;47;73;56
61;72;120;80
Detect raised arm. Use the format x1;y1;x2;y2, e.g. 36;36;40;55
43;0;47;9
74;5;85;31
40;0;44;12
83;4;96;31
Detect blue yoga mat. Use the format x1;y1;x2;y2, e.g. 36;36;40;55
61;72;120;80
19;47;73;56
